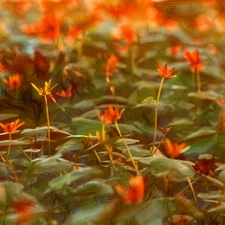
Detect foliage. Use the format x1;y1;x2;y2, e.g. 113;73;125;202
0;0;224;224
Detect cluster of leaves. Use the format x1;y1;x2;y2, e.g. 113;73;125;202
0;0;225;224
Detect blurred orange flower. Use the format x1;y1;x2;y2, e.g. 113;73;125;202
0;63;7;73
96;106;123;124
0;119;24;133
12;199;35;225
184;49;203;73
104;54;120;81
23;15;61;41
56;85;73;98
3;74;22;90
157;63;176;79
164;138;189;158
114;175;145;205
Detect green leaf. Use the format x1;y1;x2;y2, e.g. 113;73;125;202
67;198;118;225
71;118;102;135
182;129;216;141
139;157;196;181
48;167;103;191
113;198;174;225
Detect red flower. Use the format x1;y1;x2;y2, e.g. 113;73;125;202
0;119;25;133
184;49;203;73
12;199;35;225
55;85;73;98
157;63;176;79
170;215;188;225
23;15;61;41
164;138;189;158
114;175;145;205
3;74;22;90
104;54;120;81
194;154;216;175
96;106;123;124
0;63;7;73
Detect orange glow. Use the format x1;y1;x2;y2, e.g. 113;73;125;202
164;138;188;158
56;85;73;98
184;49;203;73
114;175;145;205
3;74;22;90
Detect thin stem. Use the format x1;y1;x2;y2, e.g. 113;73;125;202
196;70;201;93
44;94;51;157
53;99;72;119
102;124;114;175
152;78;164;153
114;120;138;174
7;132;12;161
186;176;198;208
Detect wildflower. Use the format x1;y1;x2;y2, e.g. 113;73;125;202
194;154;216;175
0;119;24;133
164;138;189;158
104;54;120;80
31;79;58;96
114;175;145;205
23;15;61;41
184;49;203;72
96;106;123;124
12;199;35;224
0;63;7;73
55;85;73;98
157;63;176;79
3;74;22;90
170;215;188;225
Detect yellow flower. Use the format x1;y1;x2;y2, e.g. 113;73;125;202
31;79;57;96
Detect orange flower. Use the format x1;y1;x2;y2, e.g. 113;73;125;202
164;138;189;158
184;49;203;73
114;175;145;205
55;85;73;98
96;106;123;124
23;15;61;41
104;54;120;80
0;62;7;73
157;63;176;79
0;119;25;133
12;199;35;225
3;74;22;90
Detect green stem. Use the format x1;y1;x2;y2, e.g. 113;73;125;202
114;120;138;174
7;132;12;161
44;94;51;157
53;100;72;119
196;70;201;93
152;78;164;153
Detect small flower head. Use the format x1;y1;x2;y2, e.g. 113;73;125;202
157;63;176;79
55;85;73;98
114;175;145;205
104;54;120;80
0;119;25;133
96;106;123;124
164;138;189;158
3;74;22;90
0;63;7;73
12;199;35;224
184;49;203;73
31;79;58;96
194;154;216;175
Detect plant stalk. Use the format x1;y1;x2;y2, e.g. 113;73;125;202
152;78;164;153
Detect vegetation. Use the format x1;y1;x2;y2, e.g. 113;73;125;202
0;0;225;224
